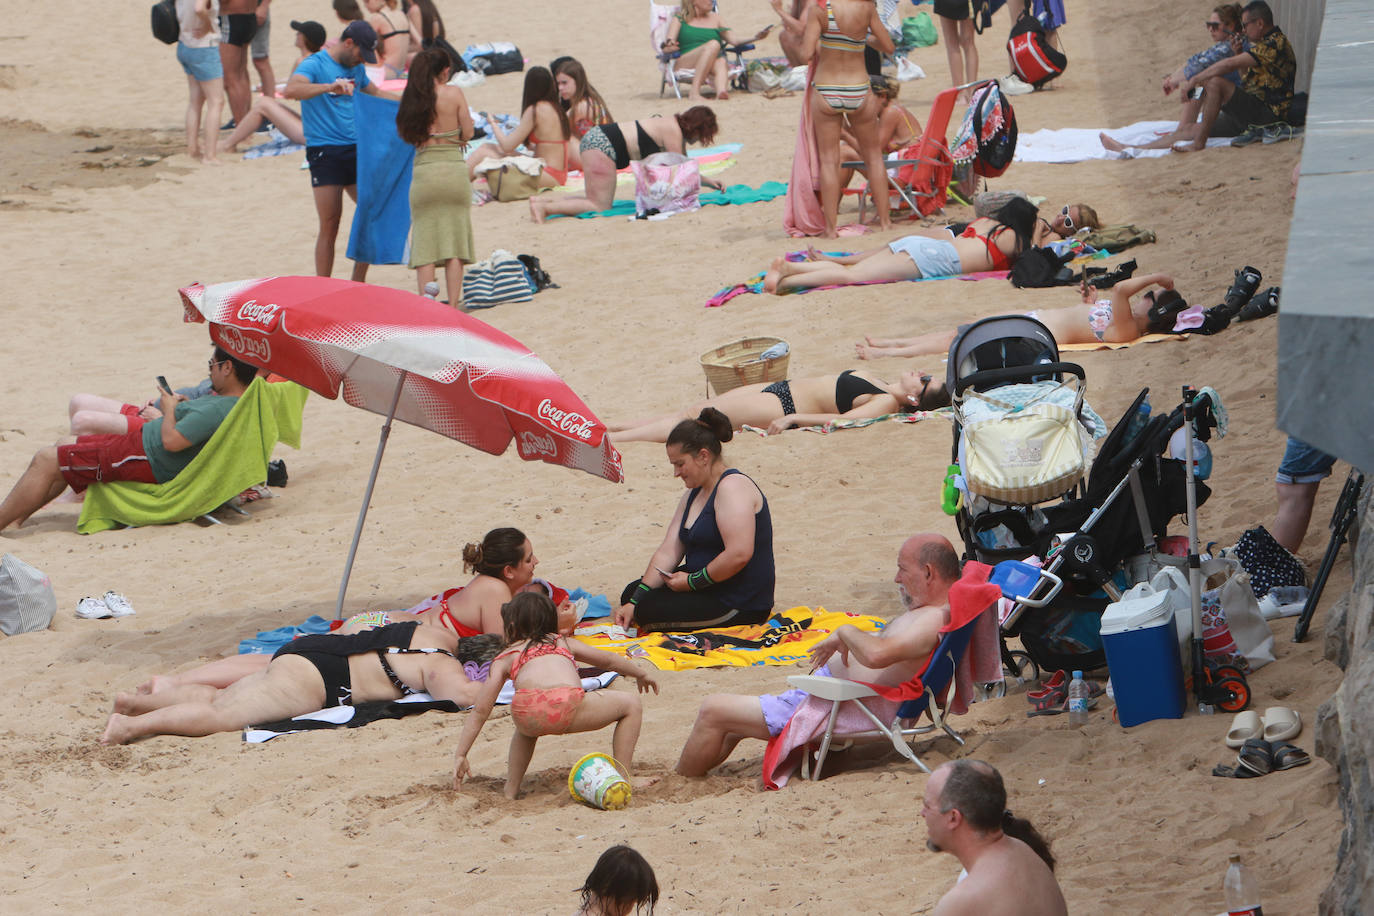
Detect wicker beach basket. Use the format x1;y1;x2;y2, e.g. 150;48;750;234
699;337;790;395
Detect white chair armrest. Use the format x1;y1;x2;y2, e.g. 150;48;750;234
786;674;881;701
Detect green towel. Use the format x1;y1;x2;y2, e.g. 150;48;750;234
77;378;309;534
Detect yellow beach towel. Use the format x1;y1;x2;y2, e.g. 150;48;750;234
572;607;886;671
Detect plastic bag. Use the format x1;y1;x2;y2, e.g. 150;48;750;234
632;152;701;217
895;55;925;81
901;12;938;48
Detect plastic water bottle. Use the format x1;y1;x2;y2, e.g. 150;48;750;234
1067;670;1090;725
1224;854;1263;916
1122;399;1151;443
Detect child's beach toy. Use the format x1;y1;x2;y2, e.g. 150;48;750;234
569;752;632;810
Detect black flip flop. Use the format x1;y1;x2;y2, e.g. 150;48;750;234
1271;742;1311;770
1212;762;1261;778
1237;738;1275;776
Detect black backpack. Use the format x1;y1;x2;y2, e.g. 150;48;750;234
972;82;1017;178
151;0;178;44
1010;246;1075;288
516;254;558;292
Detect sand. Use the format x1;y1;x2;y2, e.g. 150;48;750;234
0;0;1344;911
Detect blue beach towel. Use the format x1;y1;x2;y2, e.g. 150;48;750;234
347;92;414;266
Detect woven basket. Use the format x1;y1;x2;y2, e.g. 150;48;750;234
699;337;789;395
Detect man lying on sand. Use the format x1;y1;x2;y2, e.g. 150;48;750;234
674;533;959;776
101;621;481;744
922;760;1067;916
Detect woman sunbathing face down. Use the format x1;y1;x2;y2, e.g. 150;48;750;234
606;368;950;443
855;273;1192;360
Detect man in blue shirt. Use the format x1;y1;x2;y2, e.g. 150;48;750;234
283;21;399;280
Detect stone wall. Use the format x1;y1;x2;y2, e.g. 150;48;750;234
1317;480;1373;914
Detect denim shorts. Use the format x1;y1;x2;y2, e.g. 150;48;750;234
1276;436;1337;485
889;233;963;278
177;43;224;83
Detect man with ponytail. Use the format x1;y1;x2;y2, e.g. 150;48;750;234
922;759;1067;915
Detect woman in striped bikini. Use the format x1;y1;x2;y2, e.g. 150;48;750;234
798;0;894;237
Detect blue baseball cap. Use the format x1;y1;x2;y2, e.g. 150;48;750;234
340;21;378;63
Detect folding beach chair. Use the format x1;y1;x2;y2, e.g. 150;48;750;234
651;1;755;98
845;83;970;222
782;563;1001;780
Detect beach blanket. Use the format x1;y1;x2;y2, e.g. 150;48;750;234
242;671;619;742
347;92;414;266
1059;332;1187;351
706;250;1007;307
77;378;308;534
739;409;945;437
240;126;304;160
571;607;885;671
549;180;786;221
487;144;743;204
1016;120;1231;163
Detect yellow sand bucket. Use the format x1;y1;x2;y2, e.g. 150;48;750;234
568;753;631;810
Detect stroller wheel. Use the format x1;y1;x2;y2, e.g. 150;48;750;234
1213;676;1251;713
1002;650;1040;694
1213;664;1246;681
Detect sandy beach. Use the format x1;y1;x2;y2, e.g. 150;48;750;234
0;0;1344;911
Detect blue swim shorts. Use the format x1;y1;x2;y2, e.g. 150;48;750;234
758;664;831;736
888;233;962;278
1276;436;1337;485
177;43;224;83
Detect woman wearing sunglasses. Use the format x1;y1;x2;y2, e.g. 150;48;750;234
1033;202;1102;244
607;368;950;442
1100;4;1245;153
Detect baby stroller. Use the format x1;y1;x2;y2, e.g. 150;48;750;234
946;317;1215;684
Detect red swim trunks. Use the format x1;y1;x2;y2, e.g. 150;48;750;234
56;429;157;492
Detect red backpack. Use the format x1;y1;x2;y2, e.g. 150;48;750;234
1007;10;1067;88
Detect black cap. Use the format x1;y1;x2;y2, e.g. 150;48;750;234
290;20;327;53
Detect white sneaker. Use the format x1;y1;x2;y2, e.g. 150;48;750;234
76;596;112;619
999;74;1035;96
423;281;440;298
102;590;136;617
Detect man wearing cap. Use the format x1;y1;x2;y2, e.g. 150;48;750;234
216;20;327;154
283;21;399;280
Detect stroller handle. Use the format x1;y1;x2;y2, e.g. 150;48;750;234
954;362;1085;396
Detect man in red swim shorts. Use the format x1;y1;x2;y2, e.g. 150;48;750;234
0;347;255;532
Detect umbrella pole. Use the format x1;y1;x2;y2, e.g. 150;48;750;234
335;372;407;619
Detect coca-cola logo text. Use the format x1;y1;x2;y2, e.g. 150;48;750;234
235;299;281;330
518;431;557;458
536;399;594;441
218;326;272;364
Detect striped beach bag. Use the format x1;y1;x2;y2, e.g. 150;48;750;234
0;554;57;636
460;249;536;308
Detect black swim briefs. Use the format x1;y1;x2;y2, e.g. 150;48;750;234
220;13;260;47
306;144;358;188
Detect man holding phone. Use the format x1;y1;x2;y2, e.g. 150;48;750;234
0;348;256;532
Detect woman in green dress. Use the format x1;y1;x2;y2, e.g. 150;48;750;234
662;0;773;101
396;47;475;307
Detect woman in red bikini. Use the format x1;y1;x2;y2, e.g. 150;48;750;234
465;66;572;188
130;527;543;693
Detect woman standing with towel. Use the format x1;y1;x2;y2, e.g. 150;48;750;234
396;47;475;306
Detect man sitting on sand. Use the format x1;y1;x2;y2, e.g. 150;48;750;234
675;533;959;777
922;759;1067;916
102;620;482;744
0;347;255;532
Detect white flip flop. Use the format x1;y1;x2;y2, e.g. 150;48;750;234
1225;710;1263;748
1262;707;1302;743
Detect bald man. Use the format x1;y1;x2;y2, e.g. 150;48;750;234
922;760;1067;916
675;533;961;777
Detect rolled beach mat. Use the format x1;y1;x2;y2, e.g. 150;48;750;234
568;752;631;810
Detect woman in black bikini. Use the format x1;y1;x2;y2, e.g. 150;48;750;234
607;368;950;442
101;621;482;745
364;0;415;78
529;106;722;221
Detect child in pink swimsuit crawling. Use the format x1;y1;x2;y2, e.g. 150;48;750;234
451;592;659;799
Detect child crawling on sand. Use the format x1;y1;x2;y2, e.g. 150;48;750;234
451;592;659;799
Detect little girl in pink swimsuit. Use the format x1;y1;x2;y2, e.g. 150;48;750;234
451;593;659;799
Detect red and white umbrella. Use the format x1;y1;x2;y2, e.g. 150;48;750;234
180;276;623;615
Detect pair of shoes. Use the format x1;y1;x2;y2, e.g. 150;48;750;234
999;74;1035;96
1237;286;1280;322
1262;123;1302;144
1229;126;1266;147
1026;669;1066;700
1088;258;1138;290
1199;265;1264;332
1223;737;1311;776
75;591;137;619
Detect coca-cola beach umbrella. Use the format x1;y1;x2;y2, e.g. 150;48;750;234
179;276;623;616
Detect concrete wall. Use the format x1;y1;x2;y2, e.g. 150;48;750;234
1275;0;1325;95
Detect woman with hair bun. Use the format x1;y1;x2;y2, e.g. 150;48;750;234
615;409;775;633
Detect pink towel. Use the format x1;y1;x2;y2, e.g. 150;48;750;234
950;605;1002;715
762;692;902;790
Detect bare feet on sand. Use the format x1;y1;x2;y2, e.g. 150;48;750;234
762;256;785;294
100;713;134;745
528;197;547;223
1098;132;1127;153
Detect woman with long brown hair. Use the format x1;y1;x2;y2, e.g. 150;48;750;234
396;46;474;306
464;66;572;188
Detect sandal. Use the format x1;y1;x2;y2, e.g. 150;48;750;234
1237;286;1280;322
1271;742;1311;770
1026;670;1067;701
1212;762;1261;778
1026;688;1067;716
1237;738;1275;776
